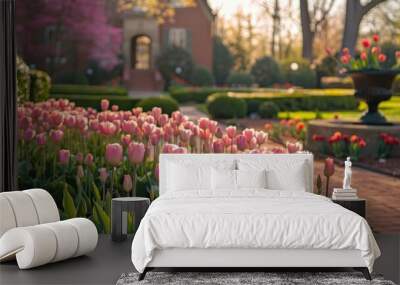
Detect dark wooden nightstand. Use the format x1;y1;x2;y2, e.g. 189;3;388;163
332;199;366;218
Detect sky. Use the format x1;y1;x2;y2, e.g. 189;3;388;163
208;0;260;19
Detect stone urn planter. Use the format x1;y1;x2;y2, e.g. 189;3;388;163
349;70;399;125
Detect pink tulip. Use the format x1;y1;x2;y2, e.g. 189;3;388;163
99;121;117;136
198;117;209;130
121;120;137;134
213;139;225;153
65;115;76;128
84;153;94;166
23;128;36;141
236;135;247;151
243;128;255;142
159;114;169;126
132;107;142;116
271;147;286;154
208;120;218;134
248;137;257;150
76;152;84;164
171;111;183;124
20;116;32;130
162;143;178;153
179;128;192;142
287;142;303;153
123;174;133;193
256;131;268;145
59;149;70;165
105;143;123;167
75;116;87;130
36;132;47;146
50;129;64;144
101;99;110;111
226;126;236;139
99;168;108;184
127;142;145;164
151;107;162;120
31;108;42;120
111;105;119;112
222;134;232;146
89;119;99;131
49;111;64;128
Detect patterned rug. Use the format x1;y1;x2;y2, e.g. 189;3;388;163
116;271;395;285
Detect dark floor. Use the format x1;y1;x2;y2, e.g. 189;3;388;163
0;234;399;285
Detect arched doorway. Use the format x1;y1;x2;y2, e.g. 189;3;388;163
131;35;151;70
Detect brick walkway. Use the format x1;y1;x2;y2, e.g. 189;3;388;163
314;160;400;233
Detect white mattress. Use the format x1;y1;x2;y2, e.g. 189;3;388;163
131;190;380;273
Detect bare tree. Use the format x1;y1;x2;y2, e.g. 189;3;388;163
300;0;335;60
341;0;387;53
258;0;281;57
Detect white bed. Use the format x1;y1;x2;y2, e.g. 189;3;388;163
131;153;380;280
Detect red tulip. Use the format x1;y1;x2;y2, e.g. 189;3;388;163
378;54;387;62
372;34;379;42
371;47;380;55
360;51;367;61
324;158;335;177
127;142;145;164
342;48;350;55
396;51;400;58
361;38;371;48
105;143;123;167
59;149;70;165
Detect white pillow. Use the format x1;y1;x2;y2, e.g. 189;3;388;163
167;163;211;192
211;168;237;191
266;161;307;191
236;169;267;189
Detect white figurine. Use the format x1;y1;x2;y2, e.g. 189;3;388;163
343;157;352;190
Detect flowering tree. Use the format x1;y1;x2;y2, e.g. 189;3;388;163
16;0;122;75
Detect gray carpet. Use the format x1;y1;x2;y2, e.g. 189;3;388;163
117;272;396;285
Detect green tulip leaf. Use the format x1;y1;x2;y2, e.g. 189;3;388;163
94;202;111;234
62;183;77;219
91;182;101;202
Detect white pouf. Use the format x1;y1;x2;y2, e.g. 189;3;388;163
0;189;98;269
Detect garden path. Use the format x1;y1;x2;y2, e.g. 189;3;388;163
128;90;163;98
180;105;208;121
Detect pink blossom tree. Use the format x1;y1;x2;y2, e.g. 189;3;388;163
16;0;122;76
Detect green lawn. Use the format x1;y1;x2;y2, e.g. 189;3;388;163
278;96;400;122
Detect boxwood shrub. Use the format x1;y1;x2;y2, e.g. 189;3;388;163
51;84;128;96
136;96;179;115
50;94;140;110
258;102;280;118
206;93;247;119
228;89;359;114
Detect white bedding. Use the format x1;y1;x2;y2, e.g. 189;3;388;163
131;190;380;273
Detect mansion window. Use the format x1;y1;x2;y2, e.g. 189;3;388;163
168;28;187;48
132;35;151;70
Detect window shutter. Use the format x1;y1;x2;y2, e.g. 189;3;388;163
186;29;192;54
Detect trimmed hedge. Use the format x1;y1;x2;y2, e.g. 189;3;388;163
30;69;51;102
258;102;280;118
169;87;253;103
227;89;359;114
50;94;140;110
136;96;179;115
51;84;128;96
206;93;247;119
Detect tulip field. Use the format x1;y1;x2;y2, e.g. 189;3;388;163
17;98;296;233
